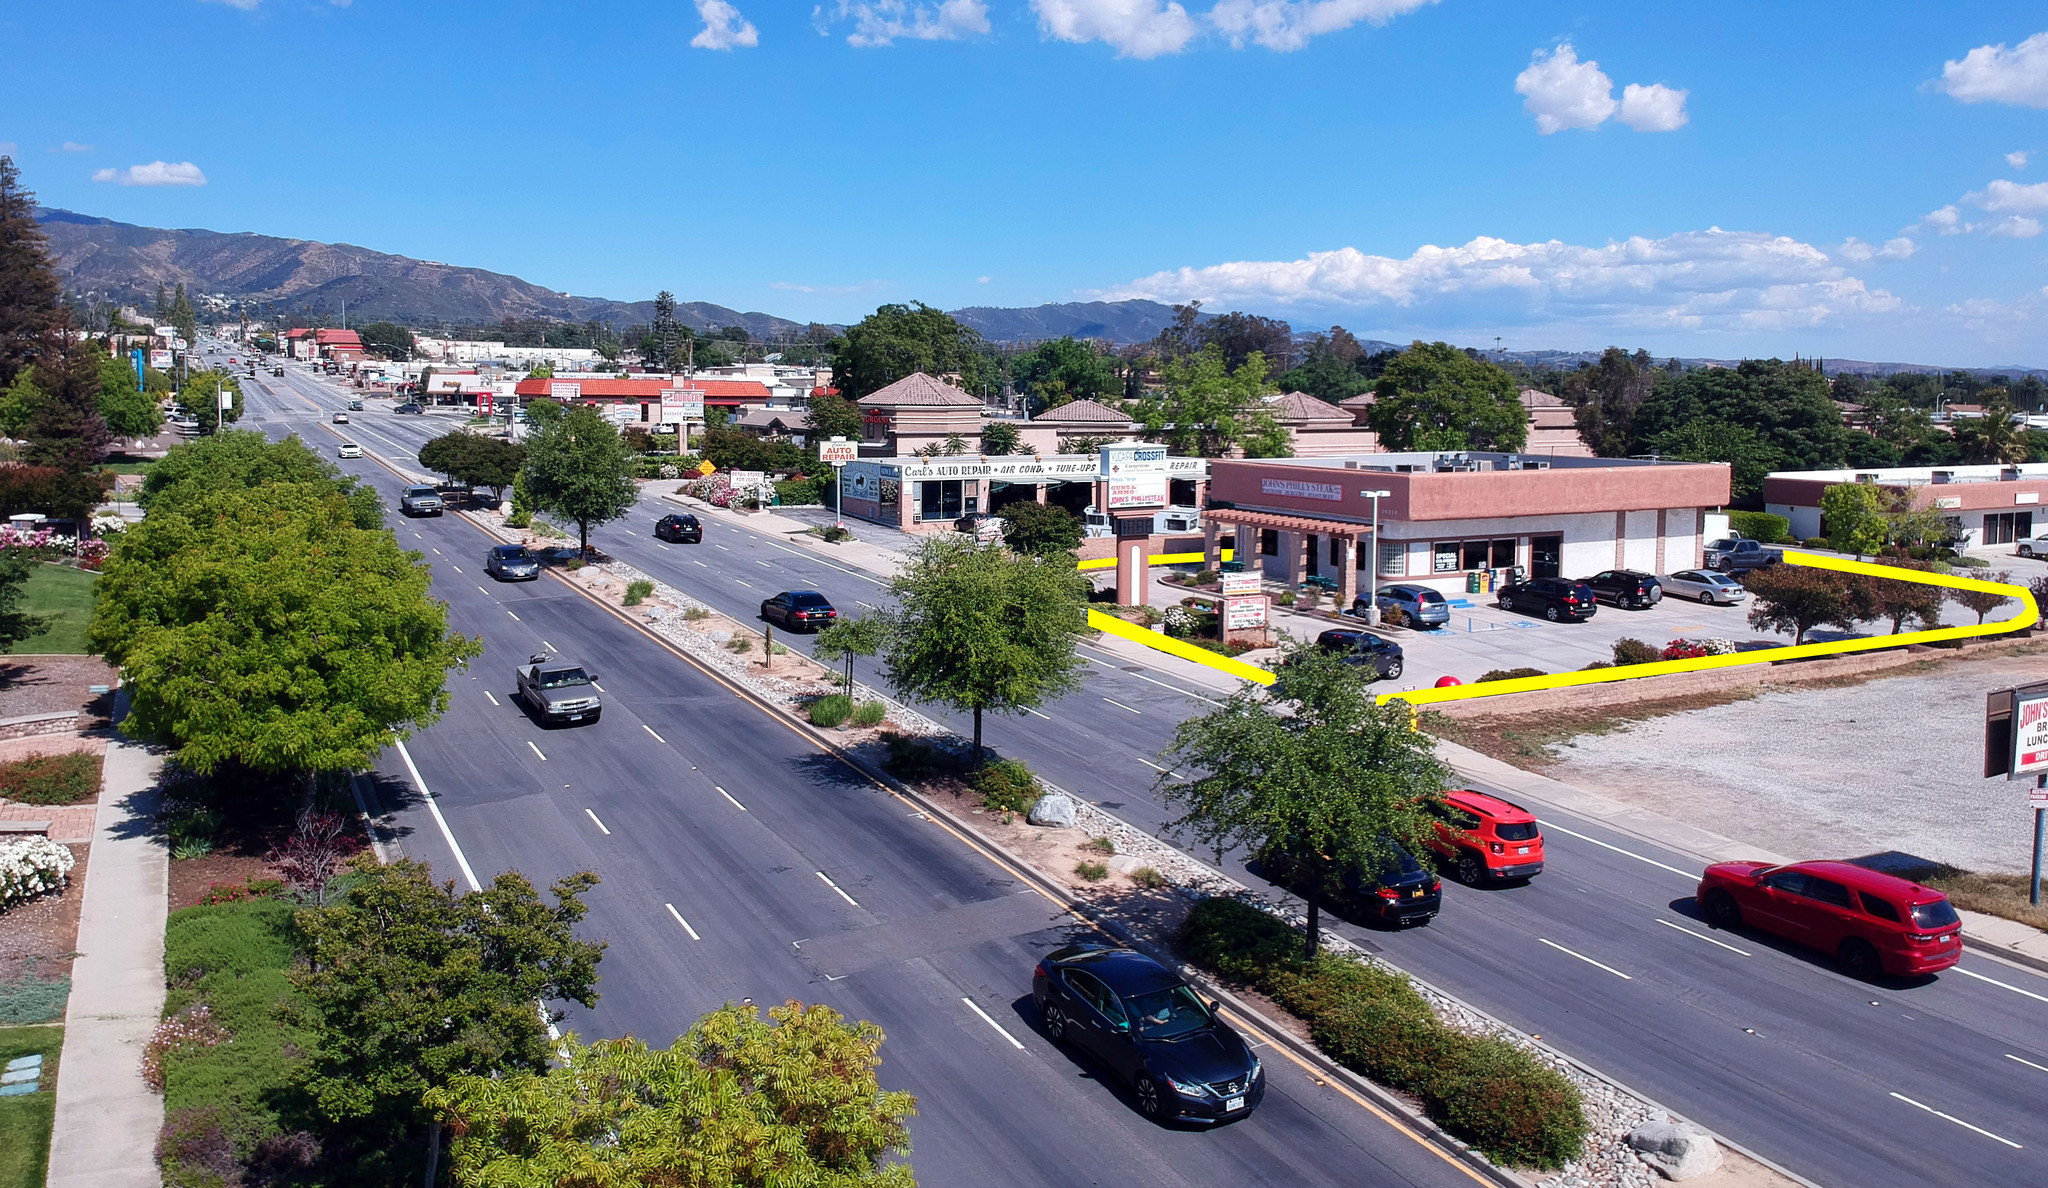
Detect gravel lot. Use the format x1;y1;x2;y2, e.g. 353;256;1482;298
1546;651;2048;874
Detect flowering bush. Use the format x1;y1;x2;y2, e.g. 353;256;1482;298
198;878;285;906
141;1004;230;1093
0;836;77;909
657;463;680;480
684;471;738;507
1662;637;1739;660
72;538;110;570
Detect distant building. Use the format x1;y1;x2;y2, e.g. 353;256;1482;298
1265;391;1379;456
1763;463;2047;550
509;375;773;426
314;329;365;362
1519;389;1594;457
1022;398;1141;453
856;373;988;456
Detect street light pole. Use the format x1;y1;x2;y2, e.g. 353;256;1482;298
1360;489;1391;624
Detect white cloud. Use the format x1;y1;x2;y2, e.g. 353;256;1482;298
820;0;989;47
91;161;207;187
1839;236;1917;261
1207;0;1436;53
54;141;93;153
691;0;759;49
1617;82;1689;132
977;275;991;283
1937;31;2048;108
1514;43;1616;133
2009;150;2031;169
1987;215;2043;238
1917;204;1964;235
1033;0;1199;58
1088;227;1902;336
1968;178;2048;214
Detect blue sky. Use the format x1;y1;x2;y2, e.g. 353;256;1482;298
3;2;2045;366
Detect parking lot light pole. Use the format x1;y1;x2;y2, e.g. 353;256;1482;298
1360;489;1391;625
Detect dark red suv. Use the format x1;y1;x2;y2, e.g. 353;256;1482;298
1424;789;1544;884
1696;860;1963;978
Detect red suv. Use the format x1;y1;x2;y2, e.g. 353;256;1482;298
1425;790;1545;884
1696;860;1963;978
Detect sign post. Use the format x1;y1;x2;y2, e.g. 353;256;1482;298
1099;444;1170;607
818;436;858;530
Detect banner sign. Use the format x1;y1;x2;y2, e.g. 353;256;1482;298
1219;571;1262;595
1223;596;1268;630
2016;685;2048;779
548;381;582;401
1105;476;1168;510
727;470;765;490
1099;443;1170;477
660;387;704;422
149;349;173;370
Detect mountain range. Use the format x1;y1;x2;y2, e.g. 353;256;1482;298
32;208;2043;378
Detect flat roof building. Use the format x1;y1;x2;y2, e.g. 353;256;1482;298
1764;463;2048;550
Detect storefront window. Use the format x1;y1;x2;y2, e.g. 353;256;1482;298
1433;542;1460;573
1438;539;1518;571
1984;511;2033;546
1261;529;1279;556
1378;541;1406;577
1491;539;1516;567
917;480;965;521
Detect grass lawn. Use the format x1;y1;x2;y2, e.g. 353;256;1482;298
5;566;95;656
0;1024;63;1188
100;462;151;476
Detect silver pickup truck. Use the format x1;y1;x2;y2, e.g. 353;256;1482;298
399;484;444;517
515;656;602;726
1703;536;1782;572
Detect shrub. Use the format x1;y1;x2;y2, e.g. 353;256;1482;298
1954;555;1991;568
1297;589;1321;611
1182;898;1585;1168
1276;589;1297;606
881;732;948;780
683;606;711;622
0;836;76;908
851;701;887;727
1662;639;1710;660
564;557;585;571
1477;668;1544;683
157;1107;241;1188
198;878;284;907
1085;835;1116;855
1611;637;1661;666
0;751;102;805
727;637;753;653
1193;569;1218;585
1802;537;1829;549
623;578;654;606
1580;660;1613;670
142;1003;231;1093
769;642;788;656
1727;510;1791;543
1130;866;1169;890
969;759;1039;814
1074;860;1110;882
1381;605;1408;628
809;694;853;728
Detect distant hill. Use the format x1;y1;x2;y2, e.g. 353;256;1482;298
949;300;1198;344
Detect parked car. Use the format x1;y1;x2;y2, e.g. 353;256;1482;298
1661;569;1750;606
392;402;424;415
760;590;838;631
1496;577;1598;622
515;655;602;726
1696;859;1963;979
955;511;1004;539
1358;583;1451;627
653;513;702;543
1580;569;1662;609
2017;534;2048;559
1423;790;1544;885
336;442;362;459
1032;943;1265;1123
1259;836;1441;927
1703;537;1781;572
485;544;540;581
332;411;349;424
1312;629;1405;680
399;485;445;516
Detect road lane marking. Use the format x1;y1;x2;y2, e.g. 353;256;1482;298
527;740;548;761
1655;919;1751;956
715;785;746;810
756;559;773;567
857;601;877;610
478;586;489;595
1024;707;1052;720
817;871;859;907
483;691;498;706
450;565;463;574
395;739;483;892
1080;651;1225;706
665;903;701;941
1102;697;1141;714
1539;938;1633;980
962;997;1025;1049
1536;820;1700;881
584;808;611;835
1136;757;1185;780
715;543;728;550
735;579;752;588
1954;965;2048;1005
693;560;708;567
543;640;557;652
590;682;605;692
433;548;442;555
2006;1053;2048;1075
643;724;667;744
1888;1092;2022;1148
657;543;671;550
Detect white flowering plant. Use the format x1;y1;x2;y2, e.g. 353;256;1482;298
0;836;76;910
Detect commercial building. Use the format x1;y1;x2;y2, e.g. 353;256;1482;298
1764;463;2048;550
839;451;1209;534
1201;451;1731;608
509;376;775;424
857;373;990;456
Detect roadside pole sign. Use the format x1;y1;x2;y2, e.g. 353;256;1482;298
1223;596;1268;630
2015;684;2048;780
728;470;765;489
818;438;858;465
1219;571;1261;596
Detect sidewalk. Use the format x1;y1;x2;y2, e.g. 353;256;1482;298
46;719;167;1188
657;490;911;578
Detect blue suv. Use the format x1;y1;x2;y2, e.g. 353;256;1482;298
1358;583;1451;627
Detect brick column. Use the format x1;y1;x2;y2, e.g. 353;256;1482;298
1203;521;1222;568
1655;508;1668;574
1283;531;1306;587
1337;535;1358;607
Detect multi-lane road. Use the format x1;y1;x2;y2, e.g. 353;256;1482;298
218;353;2048;1188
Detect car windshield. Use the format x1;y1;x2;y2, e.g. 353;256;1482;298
496;548;530;560
1495;821;1539;842
790;593;831;608
538;668;591;689
406;487;437;497
1910;899;1960;929
1123;982;1214;1040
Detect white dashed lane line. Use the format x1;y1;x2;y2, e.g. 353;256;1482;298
1538;938;1633;980
715;786;746;811
1102;697;1141;715
665;903;701;941
1654;919;1750;956
584;808;612;835
2006;1053;2048;1075
643;724;666;744
483;691;498;706
816;871;860;907
1888;1092;2022;1148
527;740;547;761
1536;820;1701;881
1953;965;2048;1005
962;997;1025;1050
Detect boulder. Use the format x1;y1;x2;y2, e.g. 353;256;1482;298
1628;1121;1722;1182
1026;792;1077;828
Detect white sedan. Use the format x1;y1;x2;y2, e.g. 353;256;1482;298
1661;568;1749;605
337;442;363;458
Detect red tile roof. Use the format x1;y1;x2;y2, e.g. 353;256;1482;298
315;329;364;347
857;372;979;407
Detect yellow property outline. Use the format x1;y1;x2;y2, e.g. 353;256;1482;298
1084;550;2041;702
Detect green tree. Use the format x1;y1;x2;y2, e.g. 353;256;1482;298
1157;644;1450;957
883;534;1089;760
979;419;1022;456
95;351;163;439
418;432;526;502
426;1001;916;1188
1743;565;1850;644
1630;358;1849;472
1851;563;1946;633
1820;482;1886;558
521;402;639;554
1010;337;1119;410
0;156;63;388
1564;347;1658;457
88;482;477;776
1952;402;2030;465
183;369;245;435
1368;342;1526;451
1274;329;1372;404
19;338;111;473
1645;419;1776;502
356;320;416;360
814;614;888;691
1952;570;2014;625
1135;344;1280;458
996;501;1083;557
141;429;383;529
169;283;198;351
806;388;865;454
292;857;604;1181
831;303;986;400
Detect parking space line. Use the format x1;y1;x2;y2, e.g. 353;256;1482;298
665;903;701;941
1539;938;1633;979
584;808;611;835
1536;820;1700;880
1954;965;2048;1005
643;724;666;744
1655;918;1750;956
483;690;498;706
962;997;1026;1049
715;785;746;810
1102;697;1141;714
527;740;547;761
816;871;860;907
2005;1053;2048;1075
1888;1092;2022;1148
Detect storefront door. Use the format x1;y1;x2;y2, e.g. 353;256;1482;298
1531;535;1562;579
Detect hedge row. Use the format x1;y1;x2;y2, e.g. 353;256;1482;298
1725;510;1790;544
1182;897;1587;1169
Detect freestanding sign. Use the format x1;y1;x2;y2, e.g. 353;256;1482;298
2014;685;2048;779
548;381;582;401
818;440;858;465
1987;681;2048;907
1223;596;1268;630
1219;571;1262;596
1105;476;1169;510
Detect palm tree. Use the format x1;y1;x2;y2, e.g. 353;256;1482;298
1952;400;2029;465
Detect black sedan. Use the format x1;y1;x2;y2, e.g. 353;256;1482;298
1313;629;1404;680
760;590;838;631
1033;944;1264;1124
484;544;540;581
654;513;702;543
1496;577;1598;622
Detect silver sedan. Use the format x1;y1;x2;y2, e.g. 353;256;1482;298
1661;568;1749;605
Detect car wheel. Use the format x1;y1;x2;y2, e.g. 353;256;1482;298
1042;1002;1069;1044
1838;938;1882;980
1457;852;1483;886
1497;595;1514;612
1699;591;1716;605
1134;1075;1165;1119
1703;891;1741;930
1544;604;1562;622
1382;660;1403;680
